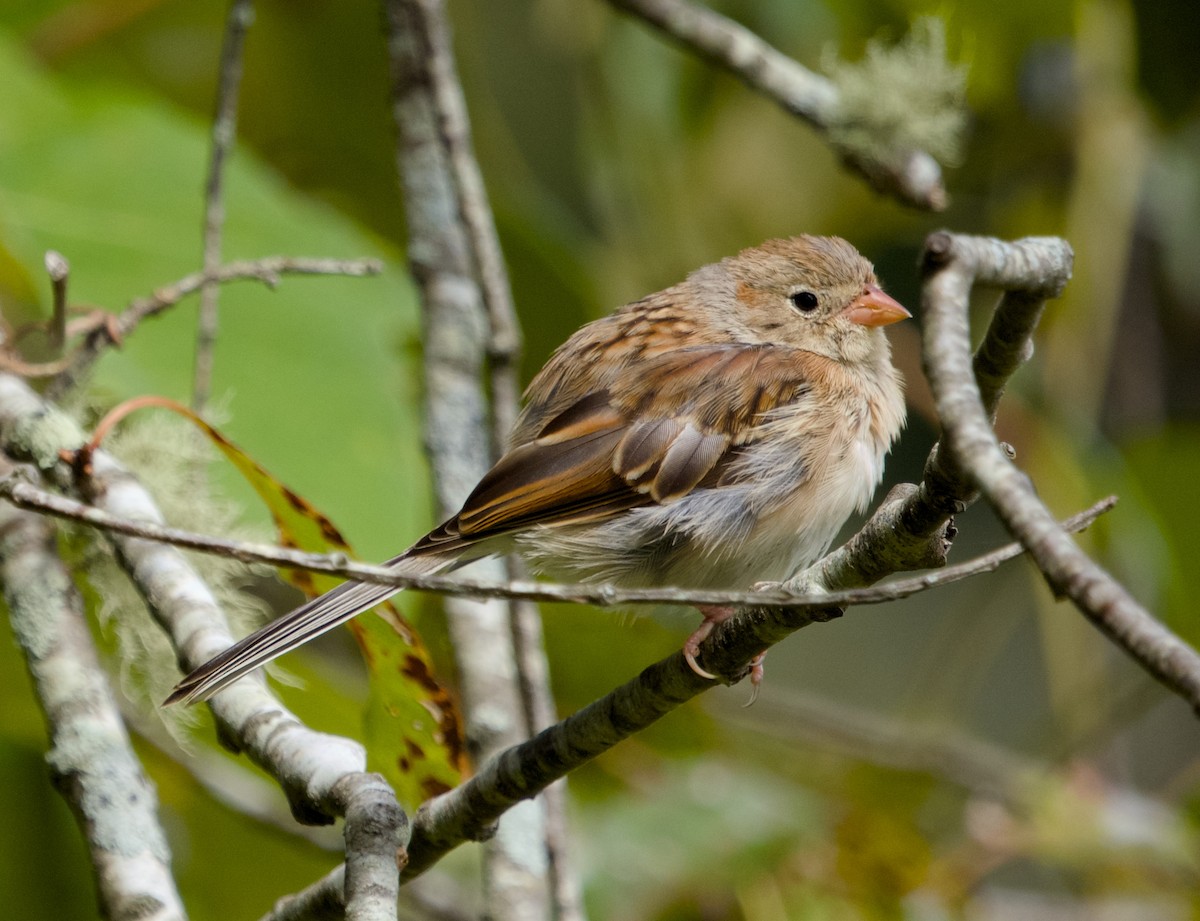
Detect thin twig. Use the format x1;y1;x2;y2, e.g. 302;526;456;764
193;0;255;412
605;0;948;209
46;256;382;399
0;472;1115;613
919;231;1200;716
0;496;186;921
44;250;70;355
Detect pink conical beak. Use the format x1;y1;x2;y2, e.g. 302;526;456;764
843;284;911;327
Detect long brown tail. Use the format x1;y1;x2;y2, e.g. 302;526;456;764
164;552;450;706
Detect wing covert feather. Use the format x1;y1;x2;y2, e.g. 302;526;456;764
410;345;826;556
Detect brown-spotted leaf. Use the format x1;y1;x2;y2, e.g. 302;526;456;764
90;396;467;806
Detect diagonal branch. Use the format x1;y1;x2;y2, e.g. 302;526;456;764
397;501;1112;879
605;0;950;209
919;231;1200;715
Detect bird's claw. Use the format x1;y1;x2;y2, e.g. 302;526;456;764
684;646;719;681
741;652;766;707
684;615;720;679
684;605;767;702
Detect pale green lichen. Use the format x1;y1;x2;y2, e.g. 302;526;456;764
60;407;272;741
824;17;968;167
10;410;86;470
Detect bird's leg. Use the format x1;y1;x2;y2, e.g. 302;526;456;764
685;605;766;699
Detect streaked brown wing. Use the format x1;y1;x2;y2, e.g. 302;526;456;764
409;345;821;557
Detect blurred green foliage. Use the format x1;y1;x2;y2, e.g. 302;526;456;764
0;1;1198;919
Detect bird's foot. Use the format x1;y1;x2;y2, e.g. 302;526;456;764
685;605;766;705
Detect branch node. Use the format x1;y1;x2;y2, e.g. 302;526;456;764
922;230;954;269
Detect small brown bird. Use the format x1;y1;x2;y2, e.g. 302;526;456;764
167;235;908;705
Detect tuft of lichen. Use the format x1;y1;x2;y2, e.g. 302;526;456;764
824;17;968;168
60;407;273;740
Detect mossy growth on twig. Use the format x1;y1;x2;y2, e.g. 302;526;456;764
59;405;273;739
824;17;968;168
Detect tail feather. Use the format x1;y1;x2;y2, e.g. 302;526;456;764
164;552;449;705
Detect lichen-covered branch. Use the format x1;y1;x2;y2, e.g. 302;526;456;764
605;0;957;209
0;373;405;921
0;495;186;921
406;0;580;911
919;231;1200;715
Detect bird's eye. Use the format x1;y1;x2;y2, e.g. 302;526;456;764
789;290;819;313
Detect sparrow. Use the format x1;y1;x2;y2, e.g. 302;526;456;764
167;235;908;706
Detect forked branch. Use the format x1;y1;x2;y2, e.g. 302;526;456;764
919;231;1200;713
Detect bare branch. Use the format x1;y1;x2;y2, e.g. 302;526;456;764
193;0;255;412
46;256;382;398
397;497;1116;880
605;0;950;209
403;643;713;880
337;772;408;921
919;231;1200;715
0;492;185;921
